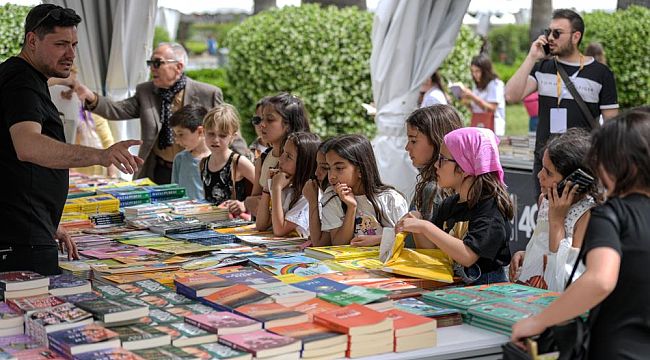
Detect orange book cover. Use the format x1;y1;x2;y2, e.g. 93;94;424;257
291;298;340;320
384;309;436;335
313;303;391;335
204;284;270;310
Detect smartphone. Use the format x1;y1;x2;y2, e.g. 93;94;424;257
543;42;551;56
555;168;595;196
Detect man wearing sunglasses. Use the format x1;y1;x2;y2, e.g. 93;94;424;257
0;4;144;274
75;43;247;184
505;8;618;196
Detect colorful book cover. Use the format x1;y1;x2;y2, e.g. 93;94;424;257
27;302;93;327
165;303;216;317
185;312;261;335
267;322;346;349
274;274;309;284
48;274;90;293
180;343;251;360
422;287;506;312
290;298;340;320
394;297;460;317
110;323;171;343
153;322;217;347
203;284;271;310
58;292;101;305
132;346;199;360
74;298;145;322
291;278;349;294
218;330;300;357
313;303;392;334
304;246;380;260
147;243;216;256
467;283;549;299
251;283;315;304
71;348;145;360
93;284;130;299
467;299;545;326
156;292;194;306
234;303;307;327
175;273;232;298
247;254;319;275
219;269;280;286
317;286;389;306
146;309;183;324
47;324;119;354
7;295;64;314
0;271;48;291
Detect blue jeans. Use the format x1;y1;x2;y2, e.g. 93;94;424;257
456;264;507;285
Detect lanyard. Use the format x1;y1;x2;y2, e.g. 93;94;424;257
555;54;584;107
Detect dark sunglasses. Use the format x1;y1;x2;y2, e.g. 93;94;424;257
544;28;574;39
29;8;78;33
251;115;262;126
146;58;179;69
437;154;457;167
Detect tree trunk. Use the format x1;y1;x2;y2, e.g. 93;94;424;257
529;0;553;43
302;0;367;10
617;0;649;9
254;0;277;14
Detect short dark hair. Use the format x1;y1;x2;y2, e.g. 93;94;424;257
552;9;585;46
169;104;208;132
24;4;81;40
470;54;498;90
588;108;650;197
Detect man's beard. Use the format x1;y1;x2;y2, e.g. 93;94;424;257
551;42;577;57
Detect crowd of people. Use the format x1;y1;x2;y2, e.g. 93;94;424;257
0;4;648;359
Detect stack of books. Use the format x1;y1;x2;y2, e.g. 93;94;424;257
0;303;24;337
268;321;347;360
384;309;437;352
109;323;172;350
48;274;91;297
234;303;308;329
185;311;262;335
0;271;50;300
98;187;151;208
393;297;462;327
88;212;125;226
218;329;301;360
25;303;94;346
47;323;121;358
64;195;120;214
142;184;186;202
314;303;394;358
122;202;171;218
148;219;209;235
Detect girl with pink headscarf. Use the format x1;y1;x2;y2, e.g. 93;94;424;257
396;127;514;285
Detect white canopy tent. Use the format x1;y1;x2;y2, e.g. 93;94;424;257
370;0;470;200
45;0;157;148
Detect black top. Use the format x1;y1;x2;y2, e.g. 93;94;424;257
530;57;617;156
581;194;650;360
434;194;511;273
202;152;246;205
0;57;68;246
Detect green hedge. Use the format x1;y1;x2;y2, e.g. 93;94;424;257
488;24;530;65
153;26;170;48
0;4;30;62
438;25;483;122
185;68;231;101
224;4;374;140
582;6;650;108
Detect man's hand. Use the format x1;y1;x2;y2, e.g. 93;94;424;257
528;35;549;61
101;140;144;174
55;226;78;260
74;82;96;105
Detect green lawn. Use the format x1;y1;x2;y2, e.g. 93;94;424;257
506;104;530;136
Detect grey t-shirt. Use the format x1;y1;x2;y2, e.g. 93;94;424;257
171;150;205;200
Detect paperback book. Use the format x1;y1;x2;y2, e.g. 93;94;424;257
185;312;262;335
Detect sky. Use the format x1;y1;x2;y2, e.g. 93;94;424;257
7;0;618;14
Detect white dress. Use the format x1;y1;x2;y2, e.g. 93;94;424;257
517;196;595;292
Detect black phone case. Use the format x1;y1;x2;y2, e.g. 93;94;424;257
556;169;594;195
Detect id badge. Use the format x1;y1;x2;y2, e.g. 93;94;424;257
550;108;567;133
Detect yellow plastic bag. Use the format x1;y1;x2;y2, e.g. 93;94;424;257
381;230;454;283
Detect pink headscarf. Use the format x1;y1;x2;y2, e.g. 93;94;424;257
443;127;504;183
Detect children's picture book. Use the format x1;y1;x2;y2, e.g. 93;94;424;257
234;303;308;329
313;303;393;336
218;329;300;358
185;312;262;335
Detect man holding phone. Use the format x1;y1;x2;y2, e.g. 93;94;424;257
505;9;618;195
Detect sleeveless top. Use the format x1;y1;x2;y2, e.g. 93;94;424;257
202;152;247;205
518;195;595;291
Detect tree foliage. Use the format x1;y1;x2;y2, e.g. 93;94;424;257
0;4;30;62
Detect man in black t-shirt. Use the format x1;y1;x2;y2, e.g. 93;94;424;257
0;4;144;275
505;9;618;195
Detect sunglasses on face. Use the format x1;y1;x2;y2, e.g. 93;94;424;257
29;8;78;33
251;115;262;126
544;28;573;39
146;58;179;69
437;153;457;167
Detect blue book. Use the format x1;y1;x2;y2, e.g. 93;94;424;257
291;277;349;294
220;268;280;286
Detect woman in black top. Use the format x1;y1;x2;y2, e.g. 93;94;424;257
512;108;650;359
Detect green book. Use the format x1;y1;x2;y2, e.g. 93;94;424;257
318;286;389;306
133;345;200;360
111;323;171;350
153;322;218;347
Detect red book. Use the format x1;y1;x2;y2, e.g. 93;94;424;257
235;302;308;328
313;303;393;336
185;312;261;335
267;321;347;350
218;329;301;358
174;273;232;298
290;298;340;321
203;284;271;310
383;309;437;337
7;295;64;314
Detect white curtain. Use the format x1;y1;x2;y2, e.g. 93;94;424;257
44;0;157;145
370;0;470;200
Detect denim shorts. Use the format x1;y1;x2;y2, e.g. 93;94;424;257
455;263;507;285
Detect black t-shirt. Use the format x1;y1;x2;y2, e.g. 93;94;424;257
0;57;69;246
433;194;511;273
530;57;618;155
581;195;650;360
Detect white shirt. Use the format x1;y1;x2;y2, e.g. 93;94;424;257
421;87;448;108
282;188;310;238
471;79;506;136
320;188;408;235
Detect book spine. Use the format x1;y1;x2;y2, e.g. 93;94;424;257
174;284;199;300
184;318;218;334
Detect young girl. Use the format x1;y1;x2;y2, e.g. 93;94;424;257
321;134;409;246
510;128;597;291
200;104;255;216
245;93;310;217
256;132;320;237
512;108;650;359
404;105;463;248
396;127;513;285
302;138;334;247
